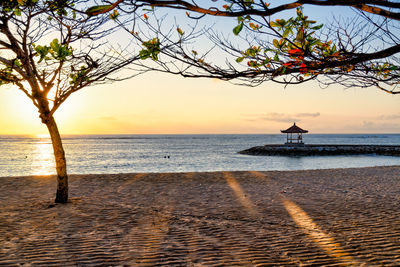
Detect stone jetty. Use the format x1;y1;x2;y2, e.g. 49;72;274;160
239;144;400;156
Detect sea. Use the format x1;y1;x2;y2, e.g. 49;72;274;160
0;134;400;177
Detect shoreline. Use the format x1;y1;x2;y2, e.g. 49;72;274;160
2;164;400;178
1;166;400;265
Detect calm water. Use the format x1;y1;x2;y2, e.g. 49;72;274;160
0;134;400;177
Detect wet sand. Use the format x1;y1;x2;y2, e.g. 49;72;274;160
1;166;400;266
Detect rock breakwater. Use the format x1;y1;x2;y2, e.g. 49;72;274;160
239;144;400;156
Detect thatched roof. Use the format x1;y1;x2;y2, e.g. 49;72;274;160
281;123;308;133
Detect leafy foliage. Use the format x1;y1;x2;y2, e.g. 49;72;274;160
188;3;398;90
69;66;90;85
112;0;400;94
33;39;72;62
139;38;161;61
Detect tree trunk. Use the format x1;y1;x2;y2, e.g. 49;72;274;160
45;115;68;203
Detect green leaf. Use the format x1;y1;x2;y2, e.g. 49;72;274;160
236;57;245;63
296;29;304;42
312;24;323;30
140;38;161;61
14;8;21;16
50;39;59;50
139;50;150;60
33;43;51;62
177;27;184;36
233;23;244;36
296;7;302;17
277;19;286;26
86;5;112;16
244;0;254;7
49;39;60;58
273;39;279;48
270;21;278;28
282;27;291;38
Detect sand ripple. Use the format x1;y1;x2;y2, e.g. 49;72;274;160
1;166;400;266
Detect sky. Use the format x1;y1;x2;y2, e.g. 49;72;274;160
0;3;399;135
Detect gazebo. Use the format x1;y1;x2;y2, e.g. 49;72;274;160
281;123;308;145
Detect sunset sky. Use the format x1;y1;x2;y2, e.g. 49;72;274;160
0;4;399;135
1;72;399;135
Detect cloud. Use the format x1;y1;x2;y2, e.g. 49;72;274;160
295;112;321;118
376;114;400;120
362;121;375;128
243;112;320;123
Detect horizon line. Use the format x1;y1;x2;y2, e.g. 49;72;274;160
1;132;399;137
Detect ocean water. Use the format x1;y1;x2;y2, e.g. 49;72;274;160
0;134;400;177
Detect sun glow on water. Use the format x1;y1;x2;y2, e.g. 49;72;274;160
31;138;55;176
35;134;51;139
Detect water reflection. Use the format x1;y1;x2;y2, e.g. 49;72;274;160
31;138;55;175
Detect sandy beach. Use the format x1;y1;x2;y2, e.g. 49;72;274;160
1;166;399;266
